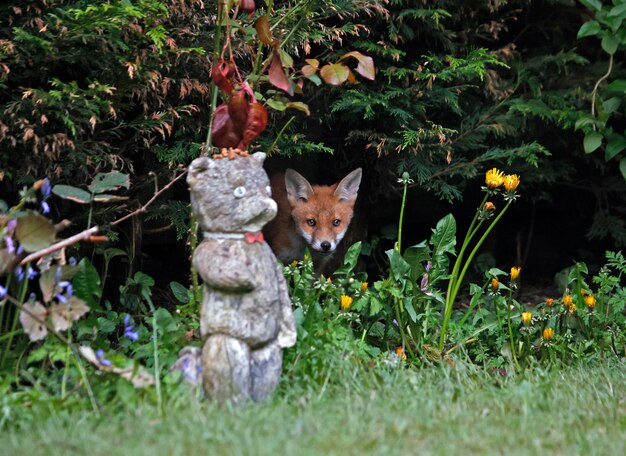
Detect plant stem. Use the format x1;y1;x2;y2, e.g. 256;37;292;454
1;274;29;367
267;115;295;155
396;181;409;253
506;288;520;369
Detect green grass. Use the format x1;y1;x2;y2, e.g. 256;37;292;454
2;359;625;455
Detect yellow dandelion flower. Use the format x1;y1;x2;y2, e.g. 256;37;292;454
491;278;500;290
545;298;554;306
510;266;521;281
585;294;596;309
522;311;532;326
360;281;368;293
568;303;576;314
291;260;298;267
396;347;407;360
340;295;353;310
485;168;505;188
563;294;573;308
543;327;554;341
580;289;587;296
503;174;520;192
327;277;332;284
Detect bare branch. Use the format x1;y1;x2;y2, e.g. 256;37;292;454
20;226;100;266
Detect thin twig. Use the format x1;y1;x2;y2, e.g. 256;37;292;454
19;226;100;266
591;54;614;121
110;168;188;227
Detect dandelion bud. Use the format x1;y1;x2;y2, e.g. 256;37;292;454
522;311;532;326
563;294;573;308
396;347;407;360
543;327;554;341
340;295;353;310
510;266;521;281
568;303;576;314
483;201;496;212
585;294;596;309
360;281;368;293
491;278;500;290
545;298;554;306
580;289;587;296
485;168;505;188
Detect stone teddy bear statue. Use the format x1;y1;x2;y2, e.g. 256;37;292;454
184;151;296;403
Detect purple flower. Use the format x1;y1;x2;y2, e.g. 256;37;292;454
16;244;23;255
123;314;139;341
393;318;398;326
420;273;429;292
55;280;73;303
6;219;17;231
95;349;112;367
4;236;15;254
41;201;50;214
69;257;77;266
40;178;52;198
425;261;432;273
0;285;7;300
27;266;38;280
14;266;24;282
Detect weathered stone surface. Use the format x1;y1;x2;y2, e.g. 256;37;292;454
181;152;296;403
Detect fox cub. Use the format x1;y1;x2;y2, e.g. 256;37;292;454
264;168;362;276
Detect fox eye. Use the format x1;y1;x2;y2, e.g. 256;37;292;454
233;186;246;198
306;219;316;227
332;219;341;227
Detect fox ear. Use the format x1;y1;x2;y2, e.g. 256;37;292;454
285;169;314;202
334;168;362;201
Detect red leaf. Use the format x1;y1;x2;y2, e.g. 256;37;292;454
228;91;250;134
241;0;255;16
269;53;293;95
210;59;234;94
320;63;350;85
240;103;268;148
212;104;241;148
254;16;273;45
340;51;375;80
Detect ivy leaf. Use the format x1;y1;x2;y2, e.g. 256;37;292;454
52;184;92;204
15;211;56;252
88;171;130;194
601;35;619;54
320;63;350;85
253;16;273;45
269;53;293;95
20;301;48;341
170;281;190;304
73;258;102;308
606;79;626;93
583;132;603;154
577;21;601;38
341;51;375;80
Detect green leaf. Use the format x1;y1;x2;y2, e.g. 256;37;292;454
15;211;56;252
266;97;288;111
601;97;621;115
88;171;130;194
601;34;619;54
52;184;92;204
73;258;102;309
579;0;602;12
169;281;190;304
605;134;626;160
429;214;457;256
583;132;603;153
404;297;417;322
320;63;350;86
577;21;601;38
620;157;626;180
606;79;626;93
334;242;362;276
369;296;383;316
386;248;412;280
608;3;626;17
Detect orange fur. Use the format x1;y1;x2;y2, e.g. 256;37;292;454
264;168;362;275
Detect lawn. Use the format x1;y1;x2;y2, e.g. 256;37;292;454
2;359;625;456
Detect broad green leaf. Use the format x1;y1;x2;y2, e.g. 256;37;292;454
304;73;322;86
601;97;621;115
15;211;56;252
286;102;311;116
386;248;412;280
369;296;383;316
404;297;417;322
73;258;102;308
52;184;92;204
620;157;626;180
608;3;626;17
278;49;293;69
88;171;130;194
579;0;602;12
334;242;362;276
170;281;190;304
320;63;350;85
583;132;603;153
577;21;601;38
341;51;375;80
430;214;457;256
601;34;619;54
574;115;598;130
606;79;626;93
605;134;626;160
266;97;288;111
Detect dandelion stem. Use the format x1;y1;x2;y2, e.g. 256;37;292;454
506;288;520;369
396;180;409;253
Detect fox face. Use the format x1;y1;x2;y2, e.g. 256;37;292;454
284;168;362;255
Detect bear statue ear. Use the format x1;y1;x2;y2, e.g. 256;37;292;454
251;152;266;164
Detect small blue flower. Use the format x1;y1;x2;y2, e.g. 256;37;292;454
69;257;77;266
41;201;50;214
123;314;139;342
16;244;23;255
0;285;7;300
6;219;17;231
14;266;24;282
27;266;38;280
95;349;112;367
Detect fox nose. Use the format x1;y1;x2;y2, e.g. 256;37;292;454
320;241;331;252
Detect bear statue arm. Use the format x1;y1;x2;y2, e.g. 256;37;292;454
193;243;255;292
274;261;297;348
